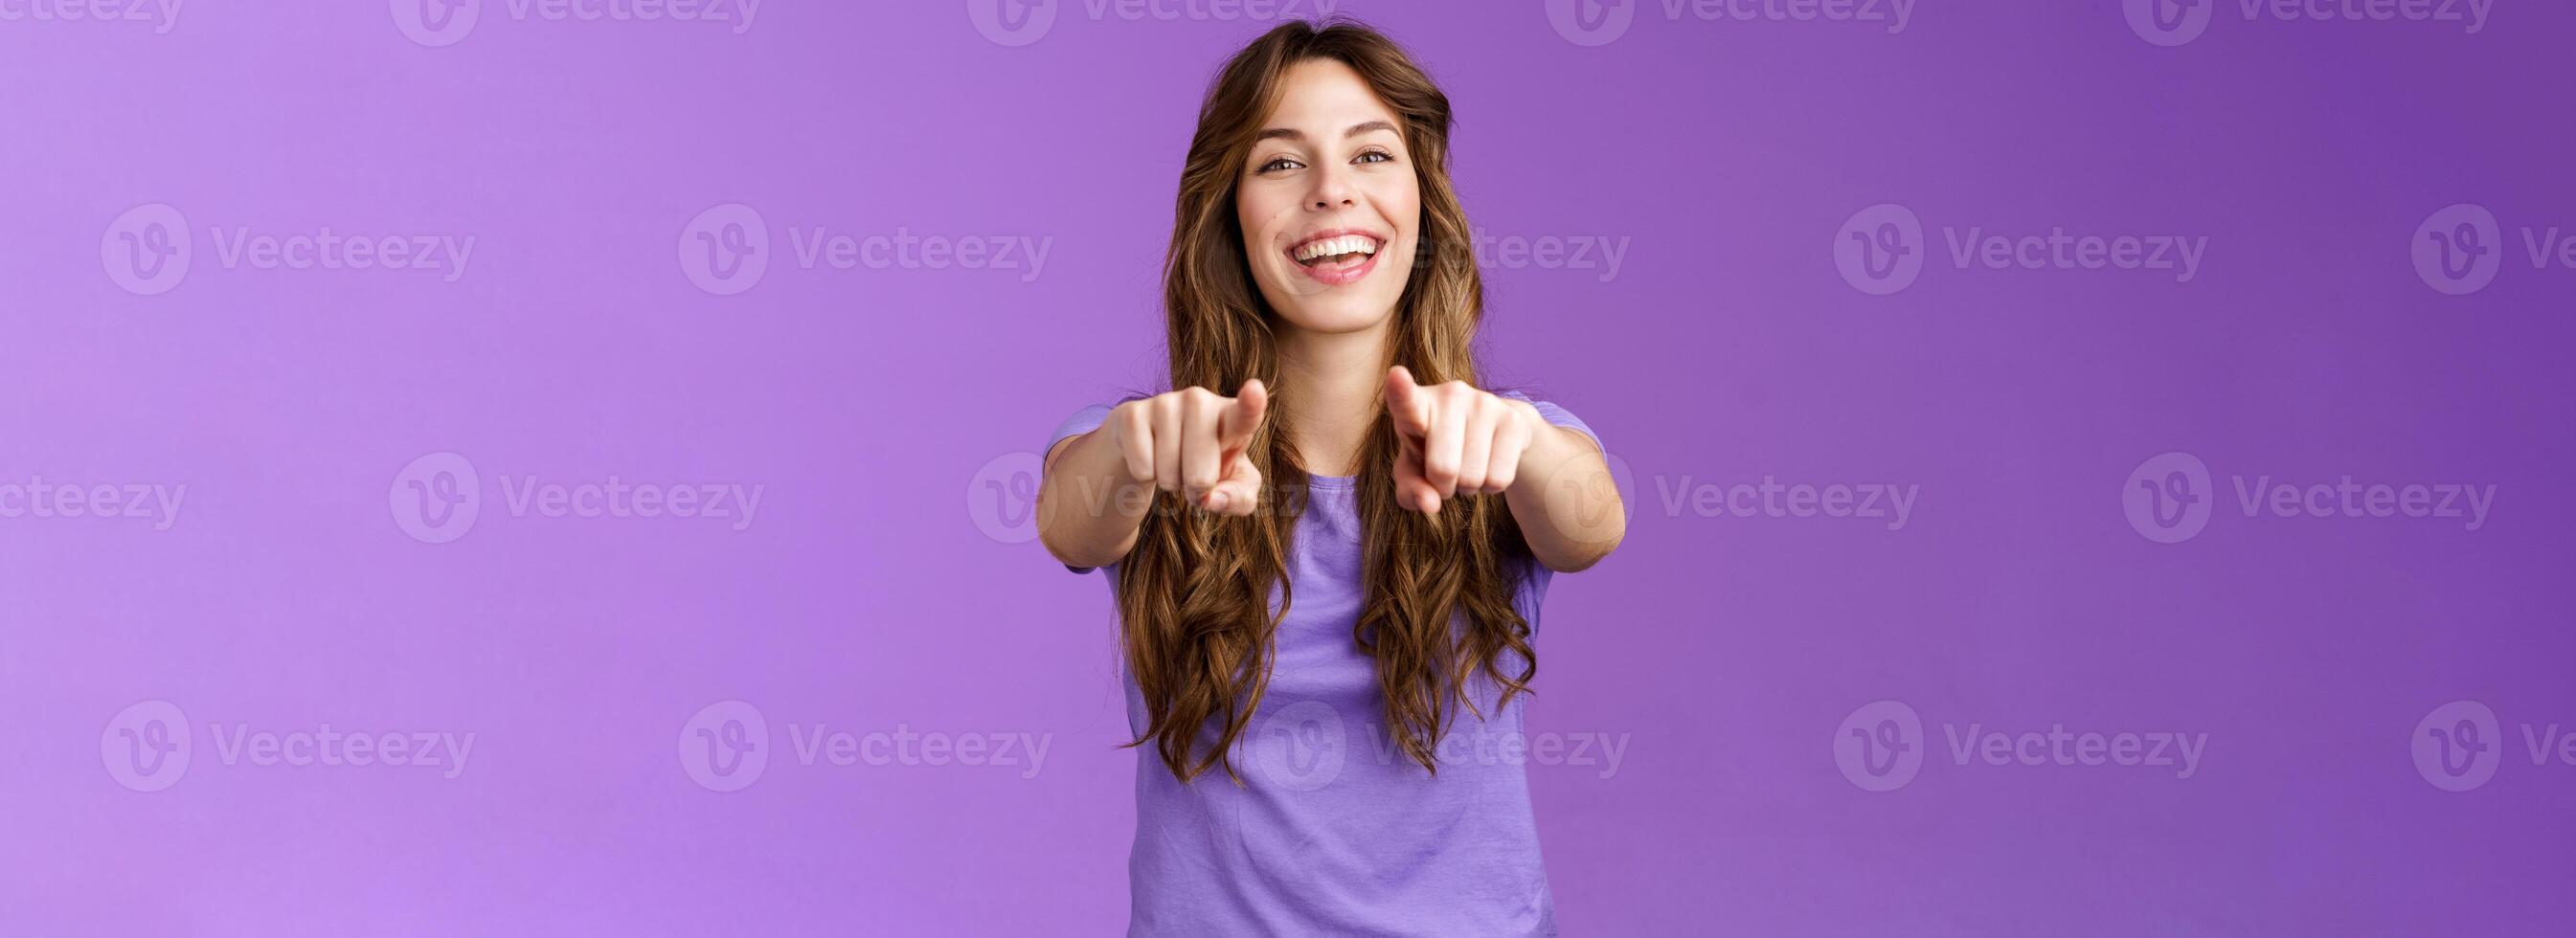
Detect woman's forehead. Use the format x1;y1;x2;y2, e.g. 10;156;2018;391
1258;59;1399;132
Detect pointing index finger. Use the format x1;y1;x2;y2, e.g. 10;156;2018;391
1385;366;1431;436
1220;379;1268;447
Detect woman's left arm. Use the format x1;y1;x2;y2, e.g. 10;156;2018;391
1501;403;1626;571
1386;368;1626;572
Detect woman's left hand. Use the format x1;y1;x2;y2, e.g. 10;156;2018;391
1384;367;1542;514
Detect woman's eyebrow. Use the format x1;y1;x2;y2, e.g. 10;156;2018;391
1253;120;1400;143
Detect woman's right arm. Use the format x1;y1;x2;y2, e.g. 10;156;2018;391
1037;382;1267;569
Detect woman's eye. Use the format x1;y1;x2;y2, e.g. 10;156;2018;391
1355;150;1392;165
1256;157;1305;173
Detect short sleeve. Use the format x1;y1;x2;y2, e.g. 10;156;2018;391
1045;404;1120;575
1048;403;1117;458
1500;391;1603;455
1487;393;1606;610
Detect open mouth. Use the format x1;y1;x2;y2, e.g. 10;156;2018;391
1287;231;1385;285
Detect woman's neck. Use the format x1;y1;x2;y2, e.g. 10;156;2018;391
1275;321;1390;478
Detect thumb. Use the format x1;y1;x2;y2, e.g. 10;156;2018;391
1392;433;1440;514
1207;450;1265;516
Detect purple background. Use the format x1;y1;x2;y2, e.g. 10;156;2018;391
7;1;2575;934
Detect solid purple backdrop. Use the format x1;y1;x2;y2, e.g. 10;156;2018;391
5;1;2573;934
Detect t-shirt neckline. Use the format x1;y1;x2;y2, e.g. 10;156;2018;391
1305;473;1356;491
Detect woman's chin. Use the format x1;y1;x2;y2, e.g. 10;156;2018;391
1270;299;1397;336
1259;274;1404;335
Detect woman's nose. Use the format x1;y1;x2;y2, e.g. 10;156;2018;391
1307;168;1355;210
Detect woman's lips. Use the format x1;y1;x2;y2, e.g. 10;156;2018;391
1296;249;1378;286
1286;230;1384;287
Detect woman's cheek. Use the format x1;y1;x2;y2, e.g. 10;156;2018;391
1237;204;1290;282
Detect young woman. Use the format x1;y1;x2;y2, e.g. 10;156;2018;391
1037;19;1625;936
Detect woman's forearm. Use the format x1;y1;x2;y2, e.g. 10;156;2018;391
1037;425;1153;569
1503;419;1625;572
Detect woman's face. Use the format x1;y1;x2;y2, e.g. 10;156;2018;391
1235;58;1420;338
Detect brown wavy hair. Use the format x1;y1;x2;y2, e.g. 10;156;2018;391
1118;18;1536;784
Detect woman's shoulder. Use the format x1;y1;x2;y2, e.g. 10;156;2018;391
1049;402;1119;450
1495;390;1602;451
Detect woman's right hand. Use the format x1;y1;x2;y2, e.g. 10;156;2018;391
1103;381;1269;516
1039;382;1268;569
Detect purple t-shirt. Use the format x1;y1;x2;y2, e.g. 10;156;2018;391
1047;395;1599;937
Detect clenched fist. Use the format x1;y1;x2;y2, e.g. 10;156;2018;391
1385;366;1543;514
1105;381;1270;515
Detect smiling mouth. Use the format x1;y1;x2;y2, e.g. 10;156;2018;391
1289;233;1383;271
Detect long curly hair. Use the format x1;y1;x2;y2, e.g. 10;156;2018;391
1117;18;1537;784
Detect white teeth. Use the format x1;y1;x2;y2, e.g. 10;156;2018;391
1293;234;1380;262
